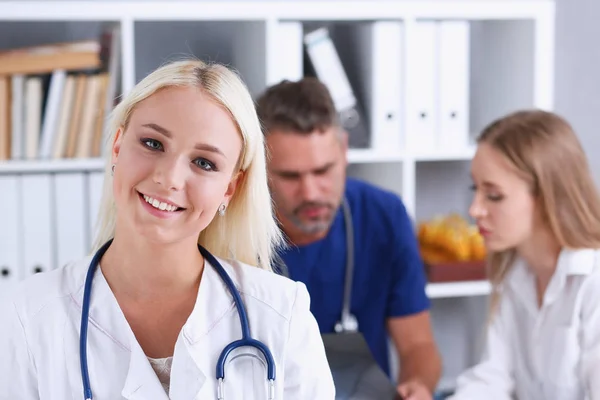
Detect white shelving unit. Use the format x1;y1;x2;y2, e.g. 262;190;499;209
0;157;105;174
427;280;491;299
0;0;555;392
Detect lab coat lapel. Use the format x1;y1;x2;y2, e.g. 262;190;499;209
120;262;232;400
69;261;172;399
121;341;170;400
169;258;238;399
68;255;239;399
167;335;206;399
66;259;140;399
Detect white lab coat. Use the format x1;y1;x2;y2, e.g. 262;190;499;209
448;248;600;400
0;254;336;399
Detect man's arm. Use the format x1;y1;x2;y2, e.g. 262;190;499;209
387;311;442;393
381;195;442;398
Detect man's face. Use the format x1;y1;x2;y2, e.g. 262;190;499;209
266;127;348;244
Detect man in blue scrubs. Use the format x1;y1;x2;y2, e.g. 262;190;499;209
257;78;442;400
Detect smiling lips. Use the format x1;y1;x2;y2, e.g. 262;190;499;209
141;193;183;212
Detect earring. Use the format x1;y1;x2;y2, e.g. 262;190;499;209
111;164;115;176
218;203;226;217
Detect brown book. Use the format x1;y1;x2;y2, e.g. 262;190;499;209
52;75;77;159
75;74;102;158
91;73;110;158
0;40;102;76
0;76;11;160
65;74;88;158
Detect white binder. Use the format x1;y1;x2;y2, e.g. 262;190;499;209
304;27;370;148
271;21;303;84
0;176;21;293
87;171;106;250
437;20;470;151
20;174;54;277
53;173;88;268
370;21;403;152
10;75;25;160
39;70;67;159
328;21;403;153
405;21;437;153
24;77;43;160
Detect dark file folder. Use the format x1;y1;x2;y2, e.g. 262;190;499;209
322;333;403;400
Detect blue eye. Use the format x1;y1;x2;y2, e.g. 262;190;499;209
142;138;163;151
194;158;217;171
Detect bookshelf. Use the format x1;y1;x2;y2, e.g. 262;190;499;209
0;0;555;393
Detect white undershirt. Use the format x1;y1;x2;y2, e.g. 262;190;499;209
148;356;173;394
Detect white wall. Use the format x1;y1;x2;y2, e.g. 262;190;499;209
553;0;600;185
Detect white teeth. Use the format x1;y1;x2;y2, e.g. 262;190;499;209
143;194;178;212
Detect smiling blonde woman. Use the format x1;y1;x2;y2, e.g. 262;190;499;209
0;60;335;400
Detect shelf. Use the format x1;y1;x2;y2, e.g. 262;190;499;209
0;1;555;21
0;158;106;174
347;148;404;164
426;280;491;298
412;146;476;162
346;146;476;163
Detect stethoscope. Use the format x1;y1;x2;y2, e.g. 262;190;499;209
333;197;358;334
79;238;276;400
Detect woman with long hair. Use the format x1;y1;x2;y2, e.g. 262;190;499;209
0;59;335;399
449;109;600;400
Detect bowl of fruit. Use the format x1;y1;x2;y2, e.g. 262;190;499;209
417;213;487;283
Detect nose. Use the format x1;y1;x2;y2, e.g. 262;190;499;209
468;192;486;220
153;156;187;191
298;175;320;202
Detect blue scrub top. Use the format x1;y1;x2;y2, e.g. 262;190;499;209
279;178;431;377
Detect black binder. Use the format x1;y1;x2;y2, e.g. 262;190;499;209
322;333;403;400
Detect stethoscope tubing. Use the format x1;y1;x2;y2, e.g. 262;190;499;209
79;239;276;400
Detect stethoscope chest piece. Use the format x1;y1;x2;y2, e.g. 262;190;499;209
217;377;275;400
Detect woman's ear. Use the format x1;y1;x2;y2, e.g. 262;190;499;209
111;127;124;165
224;170;245;205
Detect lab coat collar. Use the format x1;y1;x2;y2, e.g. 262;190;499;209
68;260;171;398
69;255;238;399
120;335;208;399
182;257;238;343
507;248;597;311
121;339;171;399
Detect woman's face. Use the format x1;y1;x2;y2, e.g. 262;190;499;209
469;142;537;252
111;86;243;245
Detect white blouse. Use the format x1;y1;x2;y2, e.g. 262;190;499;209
148;356;173;394
448;248;600;400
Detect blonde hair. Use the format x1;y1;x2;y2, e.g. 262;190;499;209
91;59;284;271
478;110;600;314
